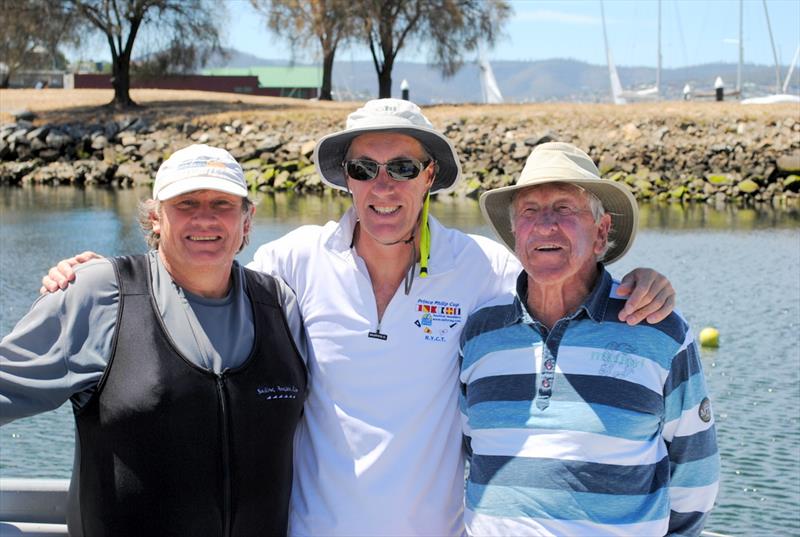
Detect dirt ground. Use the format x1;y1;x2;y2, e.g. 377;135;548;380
0;89;354;124
2;88;795;127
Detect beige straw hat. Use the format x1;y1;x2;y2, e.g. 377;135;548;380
479;142;638;264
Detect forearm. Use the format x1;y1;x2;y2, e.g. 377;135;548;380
0;298;93;424
1;262;117;424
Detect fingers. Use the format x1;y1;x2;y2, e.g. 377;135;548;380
646;290;676;324
43;261;76;292
619;285;675;325
38;251;103;295
75;251;102;263
617;268;676;325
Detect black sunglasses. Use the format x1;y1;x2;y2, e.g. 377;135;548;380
343;158;432;182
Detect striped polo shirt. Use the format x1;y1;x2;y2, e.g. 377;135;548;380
459;268;719;537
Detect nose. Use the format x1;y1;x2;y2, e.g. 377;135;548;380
370;167;396;193
532;209;559;232
191;204;217;223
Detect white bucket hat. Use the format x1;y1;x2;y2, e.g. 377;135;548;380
153;144;247;200
314;99;462;194
480;142;638;264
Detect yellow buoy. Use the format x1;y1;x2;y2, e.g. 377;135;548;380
699;327;720;348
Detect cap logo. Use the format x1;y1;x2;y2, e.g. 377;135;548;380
206;160;227;169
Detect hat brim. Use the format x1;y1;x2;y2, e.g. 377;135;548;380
314;125;461;195
479;177;639;265
156;176;248;201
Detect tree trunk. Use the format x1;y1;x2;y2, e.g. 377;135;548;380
319;48;336;100
111;55;136;108
378;64;393;98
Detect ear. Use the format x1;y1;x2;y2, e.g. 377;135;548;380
425;163;437;190
150;206;162;235
594;213;612;255
243;203;255;235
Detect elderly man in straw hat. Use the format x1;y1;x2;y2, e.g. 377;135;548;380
1;144;307;536
460;142;719;536
40;101;676;536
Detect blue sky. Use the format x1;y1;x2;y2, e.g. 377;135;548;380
75;0;800;69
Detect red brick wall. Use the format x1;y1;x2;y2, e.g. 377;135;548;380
69;73;317;99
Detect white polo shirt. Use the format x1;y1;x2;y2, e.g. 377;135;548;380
249;208;519;536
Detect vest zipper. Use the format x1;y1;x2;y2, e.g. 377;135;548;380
216;375;232;537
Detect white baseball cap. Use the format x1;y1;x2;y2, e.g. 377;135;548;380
153;144;247;200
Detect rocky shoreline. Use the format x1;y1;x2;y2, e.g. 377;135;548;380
1;103;798;205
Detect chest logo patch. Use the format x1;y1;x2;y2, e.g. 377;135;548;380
256;385;300;400
414;298;463;343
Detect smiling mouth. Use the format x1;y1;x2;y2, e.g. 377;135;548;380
370;205;400;215
188;235;220;242
535;244;562;251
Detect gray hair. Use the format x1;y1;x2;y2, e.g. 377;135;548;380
138;197;254;252
508;185;616;261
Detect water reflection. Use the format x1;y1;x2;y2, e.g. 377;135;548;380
638;202;800;230
1;184;799;535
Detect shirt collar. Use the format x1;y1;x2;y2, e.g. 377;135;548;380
514;263;613;324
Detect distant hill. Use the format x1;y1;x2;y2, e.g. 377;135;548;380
204;48;291;69
204;48;800;103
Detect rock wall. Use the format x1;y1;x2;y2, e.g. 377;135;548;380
1;105;798;205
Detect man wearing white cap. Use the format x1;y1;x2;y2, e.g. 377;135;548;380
0;144;308;536
40;101;677;535
247;100;678;535
460;142;719;536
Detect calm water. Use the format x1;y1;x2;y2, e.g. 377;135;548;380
1;185;799;535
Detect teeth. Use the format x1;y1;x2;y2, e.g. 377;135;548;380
536;244;561;251
189;236;218;241
372;206;399;214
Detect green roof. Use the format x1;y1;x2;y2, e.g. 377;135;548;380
203;66;321;89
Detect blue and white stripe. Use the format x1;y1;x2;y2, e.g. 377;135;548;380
459;269;719;536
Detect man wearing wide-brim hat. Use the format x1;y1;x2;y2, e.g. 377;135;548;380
249;102;678;535
460;142;720;537
40;101;680;536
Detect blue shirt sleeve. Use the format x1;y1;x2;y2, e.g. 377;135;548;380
663;333;720;536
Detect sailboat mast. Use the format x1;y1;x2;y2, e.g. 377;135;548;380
656;0;662;97
762;0;782;93
737;0;743;93
783;45;800;94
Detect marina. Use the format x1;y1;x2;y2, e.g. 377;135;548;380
1;185;798;535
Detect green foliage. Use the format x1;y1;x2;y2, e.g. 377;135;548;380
251;0;356;100
69;0;224;106
0;0;83;86
356;0;512;97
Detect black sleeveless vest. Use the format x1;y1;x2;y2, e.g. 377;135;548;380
69;255;307;537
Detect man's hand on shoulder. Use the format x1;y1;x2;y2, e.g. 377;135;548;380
40;251;104;294
616;268;676;325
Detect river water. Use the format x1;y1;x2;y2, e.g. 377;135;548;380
1;185;799;535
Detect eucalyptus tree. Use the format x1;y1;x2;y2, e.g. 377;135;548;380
358;0;511;98
0;0;82;87
251;0;356;101
67;0;223;108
